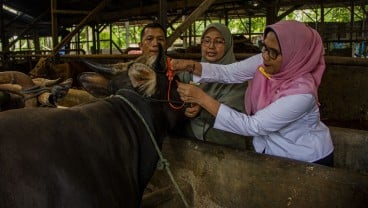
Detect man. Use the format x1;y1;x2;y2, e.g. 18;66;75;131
80;23;167;92
139;22;167;56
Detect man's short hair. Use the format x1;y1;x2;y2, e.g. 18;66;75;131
140;22;166;41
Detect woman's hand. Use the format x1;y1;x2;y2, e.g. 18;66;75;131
171;59;202;75
176;81;205;104
184;104;201;118
176;81;221;116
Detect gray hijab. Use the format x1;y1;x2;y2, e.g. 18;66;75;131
200;23;236;64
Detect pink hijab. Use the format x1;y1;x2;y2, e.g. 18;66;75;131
245;20;325;115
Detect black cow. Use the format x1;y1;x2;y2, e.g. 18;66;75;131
0;45;184;207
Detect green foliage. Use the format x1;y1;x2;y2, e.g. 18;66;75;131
325;7;351;22
283;6;366;22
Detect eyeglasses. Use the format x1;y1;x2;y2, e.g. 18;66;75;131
259;41;281;60
201;37;225;48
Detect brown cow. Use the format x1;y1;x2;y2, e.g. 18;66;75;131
29;57;92;88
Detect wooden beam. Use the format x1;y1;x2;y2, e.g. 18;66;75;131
4;13;25;28
54;9;90;15
159;0;168;30
52;0;110;56
167;0;216;47
277;4;303;21
98;0;236;22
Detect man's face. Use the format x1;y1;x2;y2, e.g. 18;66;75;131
139;28;166;56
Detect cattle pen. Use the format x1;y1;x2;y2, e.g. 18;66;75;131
1;0;368;207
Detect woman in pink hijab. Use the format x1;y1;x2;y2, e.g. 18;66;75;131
171;20;334;166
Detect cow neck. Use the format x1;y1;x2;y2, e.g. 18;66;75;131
112;89;189;208
113;88;155;134
112;88;159;191
113;89;156;142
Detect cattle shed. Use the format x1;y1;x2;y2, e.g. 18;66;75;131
1;0;368;207
0;0;366;56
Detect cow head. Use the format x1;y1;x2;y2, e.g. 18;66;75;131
29;57;67;79
79;43;184;129
79;55;160;97
29;57;50;78
29;57;87;88
0;71;72;110
79;43;176;99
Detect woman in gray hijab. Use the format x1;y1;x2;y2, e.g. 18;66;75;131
175;23;252;150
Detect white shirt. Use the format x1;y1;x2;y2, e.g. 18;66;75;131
195;54;334;162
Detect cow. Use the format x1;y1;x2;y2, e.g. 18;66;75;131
0;71;72;110
29;57;92;88
0;44;185;207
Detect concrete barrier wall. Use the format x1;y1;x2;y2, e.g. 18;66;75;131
319;57;368;127
146;135;368;208
330;126;368;175
144;125;368;207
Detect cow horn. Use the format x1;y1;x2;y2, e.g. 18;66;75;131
32;77;62;87
83;59;136;76
151;43;166;73
82;60;114;75
36;78;73;107
37;92;55;107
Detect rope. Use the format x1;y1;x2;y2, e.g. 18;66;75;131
21;86;50;100
166;58;186;110
114;94;190;208
167;79;186;110
115;89;185;106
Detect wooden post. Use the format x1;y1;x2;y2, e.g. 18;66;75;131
125;21;130;49
350;0;355;51
51;0;58;49
266;2;278;25
159;0;168;30
0;0;7;65
0;0;6;49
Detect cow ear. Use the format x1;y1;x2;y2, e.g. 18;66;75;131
128;63;156;97
78;72;110;98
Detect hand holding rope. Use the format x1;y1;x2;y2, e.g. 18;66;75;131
166;58;186;110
